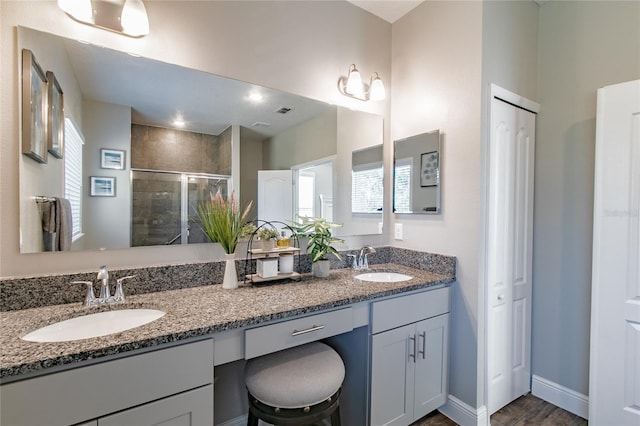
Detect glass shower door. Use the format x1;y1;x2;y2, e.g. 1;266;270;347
131;170;229;246
131;171;182;247
186;175;228;244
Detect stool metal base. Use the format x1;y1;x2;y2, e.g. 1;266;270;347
247;389;342;426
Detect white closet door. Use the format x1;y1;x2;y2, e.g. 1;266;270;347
590;79;640;425
257;170;292;224
487;92;537;415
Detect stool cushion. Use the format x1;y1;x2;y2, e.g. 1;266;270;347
245;342;345;409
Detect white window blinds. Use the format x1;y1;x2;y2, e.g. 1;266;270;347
63;118;84;239
351;163;383;214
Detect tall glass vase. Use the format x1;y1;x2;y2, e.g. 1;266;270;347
223;253;238;289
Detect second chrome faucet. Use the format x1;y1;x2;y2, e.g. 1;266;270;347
348;246;377;271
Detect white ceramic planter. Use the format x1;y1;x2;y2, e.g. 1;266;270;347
312;259;330;278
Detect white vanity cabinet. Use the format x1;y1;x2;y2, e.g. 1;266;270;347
0;339;214;426
370;287;450;426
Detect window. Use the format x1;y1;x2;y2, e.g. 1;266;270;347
351;163;383;213
393;160;412;213
297;172;315;218
64;118;84;240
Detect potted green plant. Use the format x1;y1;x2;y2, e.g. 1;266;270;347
291;216;344;278
197;190;253;289
256;226;279;251
239;223;257;241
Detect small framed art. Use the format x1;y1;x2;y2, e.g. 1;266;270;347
100;148;126;170
420;151;439;187
22;49;48;163
90;176;116;197
46;71;64;158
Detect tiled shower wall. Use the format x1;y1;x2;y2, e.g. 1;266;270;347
130;124;231;174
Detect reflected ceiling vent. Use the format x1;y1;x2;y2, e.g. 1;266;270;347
252;122;272;127
275;107;292;114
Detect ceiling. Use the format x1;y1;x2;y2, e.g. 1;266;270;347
60;35;329;138
347;0;424;23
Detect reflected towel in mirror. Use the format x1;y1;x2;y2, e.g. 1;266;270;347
37;197;72;251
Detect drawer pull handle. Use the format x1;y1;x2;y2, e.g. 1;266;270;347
409;335;417;362
292;325;325;336
418;331;426;359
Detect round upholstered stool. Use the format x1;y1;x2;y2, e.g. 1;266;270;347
244;341;345;426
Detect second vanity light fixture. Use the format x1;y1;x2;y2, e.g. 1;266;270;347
337;64;386;102
58;0;150;37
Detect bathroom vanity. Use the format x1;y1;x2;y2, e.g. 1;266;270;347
0;263;453;426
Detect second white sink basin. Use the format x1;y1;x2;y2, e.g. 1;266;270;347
22;309;166;343
355;272;412;283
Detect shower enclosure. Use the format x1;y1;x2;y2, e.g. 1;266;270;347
131;170;229;247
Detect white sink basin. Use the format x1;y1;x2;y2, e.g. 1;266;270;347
22;309;166;343
354;272;412;283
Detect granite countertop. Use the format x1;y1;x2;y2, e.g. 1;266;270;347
0;263;454;380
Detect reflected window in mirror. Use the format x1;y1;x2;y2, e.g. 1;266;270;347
351;144;383;214
64;118;84;241
393;130;441;214
393;159;412;213
292;158;335;222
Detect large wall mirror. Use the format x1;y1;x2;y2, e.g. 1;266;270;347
18;26;383;254
393;130;441;214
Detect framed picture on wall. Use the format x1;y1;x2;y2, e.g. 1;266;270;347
420;151;439;187
46;71;64;159
100;148;125;170
21;49;48;164
90;176;116;197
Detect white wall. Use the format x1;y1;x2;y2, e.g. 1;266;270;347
391;0;484;408
0;1;390;277
533;0;640;397
480;0;539;411
18;25;83;253
82;100;131;250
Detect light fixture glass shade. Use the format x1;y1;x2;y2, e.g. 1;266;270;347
345;65;363;96
121;0;150;36
58;0;94;23
369;74;386;101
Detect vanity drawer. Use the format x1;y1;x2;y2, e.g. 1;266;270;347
0;339;214;426
245;307;353;359
371;286;450;334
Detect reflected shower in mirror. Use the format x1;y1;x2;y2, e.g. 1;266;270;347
18;26;384;253
393;130;441;214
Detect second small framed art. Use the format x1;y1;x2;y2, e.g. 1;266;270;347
100;149;126;170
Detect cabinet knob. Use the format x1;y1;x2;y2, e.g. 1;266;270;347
497;294;505;301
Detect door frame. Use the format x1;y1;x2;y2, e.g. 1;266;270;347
481;84;540;421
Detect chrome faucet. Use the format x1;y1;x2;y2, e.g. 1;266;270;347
72;268;136;307
348;246;377;270
359;246;376;270
97;265;111;302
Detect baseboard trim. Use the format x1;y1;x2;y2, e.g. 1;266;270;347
438;395;488;426
531;375;589;420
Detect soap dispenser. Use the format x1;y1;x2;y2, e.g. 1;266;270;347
276;231;290;248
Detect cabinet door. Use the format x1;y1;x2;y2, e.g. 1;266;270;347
413;314;449;420
370;323;415;426
98;385;213;426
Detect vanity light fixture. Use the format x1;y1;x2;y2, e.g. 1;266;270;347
337;64;386;102
58;0;150;38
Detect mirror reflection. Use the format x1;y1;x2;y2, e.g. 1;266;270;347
18;26;383;253
393;130;441;214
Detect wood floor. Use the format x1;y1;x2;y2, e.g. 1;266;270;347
411;394;587;426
